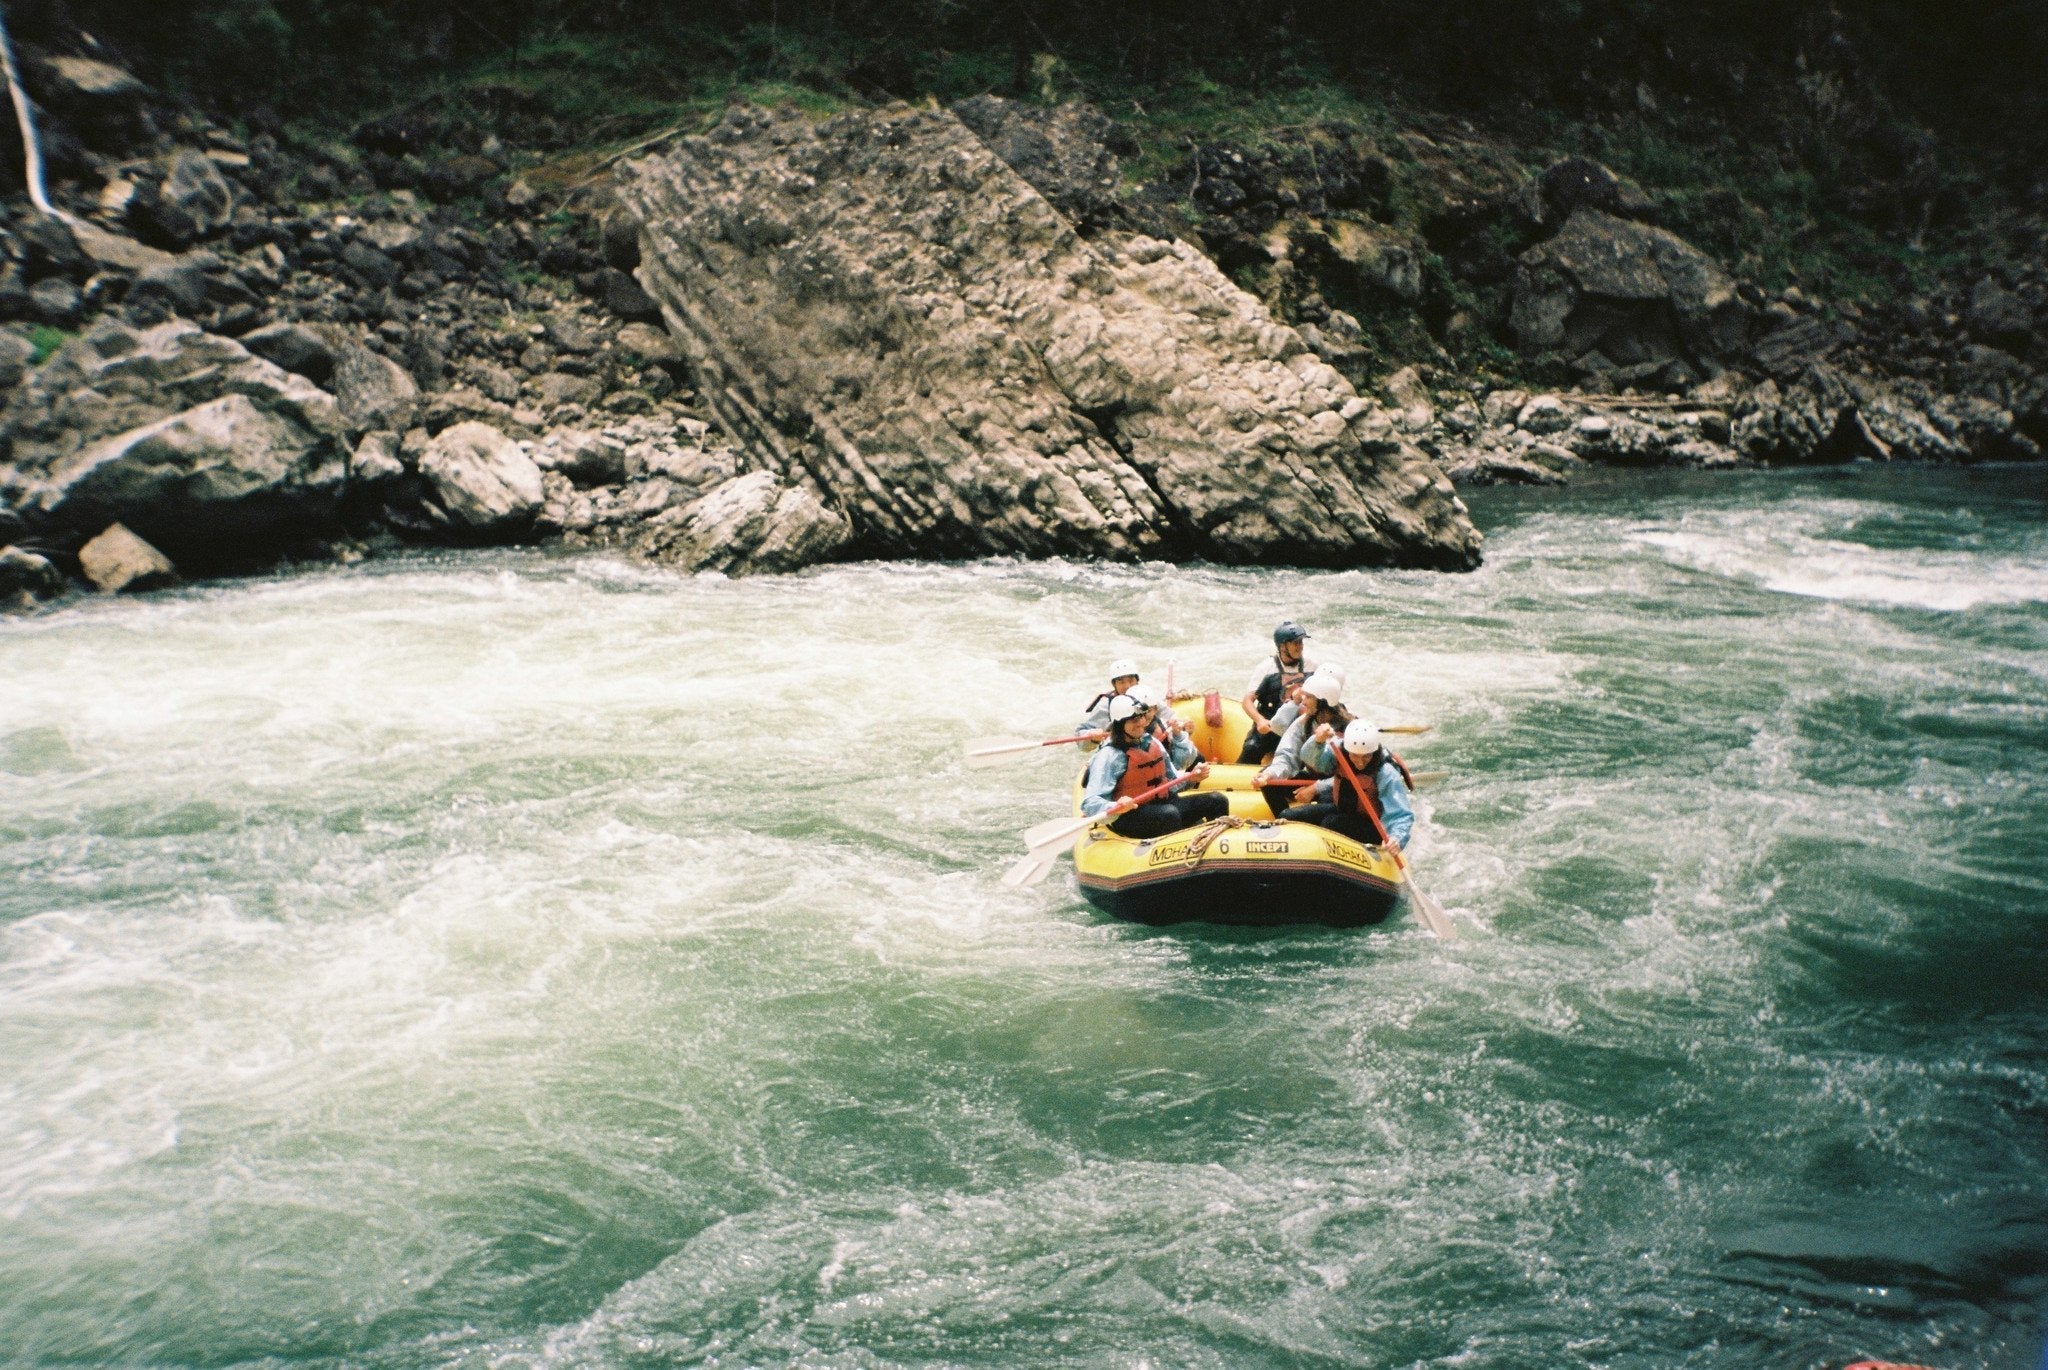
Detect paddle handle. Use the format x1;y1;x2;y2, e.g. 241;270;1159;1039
1044;730;1106;748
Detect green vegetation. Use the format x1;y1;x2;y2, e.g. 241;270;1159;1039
26;325;69;365
41;0;2033;355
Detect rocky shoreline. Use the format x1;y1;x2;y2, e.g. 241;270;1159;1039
0;44;2042;610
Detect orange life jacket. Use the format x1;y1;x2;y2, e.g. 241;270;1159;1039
1111;734;1169;801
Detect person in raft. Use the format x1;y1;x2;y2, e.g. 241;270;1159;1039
1283;720;1415;849
1253;670;1355;817
1257;661;1341;746
1081;695;1230;839
1131;682;1201;769
1076;658;1141;734
1237;620;1318;764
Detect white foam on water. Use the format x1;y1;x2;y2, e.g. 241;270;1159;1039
1;481;2045;1367
1630;497;2048;610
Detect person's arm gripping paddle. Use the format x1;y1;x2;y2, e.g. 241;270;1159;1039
1333;745;1455;940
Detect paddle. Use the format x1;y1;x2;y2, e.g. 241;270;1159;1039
1333;746;1457;941
1016;770;1204;855
999;844;1064;888
1380;724;1432;736
964;731;1106;768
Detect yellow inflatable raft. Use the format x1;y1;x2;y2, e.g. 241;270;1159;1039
1068;695;1407;928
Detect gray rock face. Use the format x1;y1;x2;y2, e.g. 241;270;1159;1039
619;103;1478;571
125;258;211;319
951;96;1126;233
78;522;177;593
241;322;338;385
350;430;405;486
44;56;148;104
1733;364;2043;464
615;322;683;365
0;331;35;391
329;342;419;433
1512;208;1748;366
68;221;178;275
0;321;350;568
417;421;544;537
533;428;630;487
147;151;236;247
0;545;66;604
629;470;853;574
29;278;82;327
33;394;348;567
1967;278;2034;354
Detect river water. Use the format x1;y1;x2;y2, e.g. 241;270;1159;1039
3;464;2045;1368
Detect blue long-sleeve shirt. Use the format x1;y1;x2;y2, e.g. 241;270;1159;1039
1080;742;1187;817
1311;762;1414;848
1268;713;1337;780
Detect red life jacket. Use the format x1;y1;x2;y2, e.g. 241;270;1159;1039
1337;750;1414;817
1111;734;1169;802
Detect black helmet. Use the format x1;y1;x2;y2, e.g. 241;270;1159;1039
1273;620;1309;646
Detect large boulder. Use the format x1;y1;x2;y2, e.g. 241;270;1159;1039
31;394;348;568
134;150;236;249
629;470;853;574
241;322;338;385
1511;208;1749;367
0;544;66;606
618;103;1479;571
0;320;349;569
77;522;176;594
32;56;155;153
416;421;544;538
327;340;419;433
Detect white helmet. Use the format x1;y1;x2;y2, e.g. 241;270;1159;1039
1322;664;1347;686
1342;720;1382;754
1300;670;1343;706
1108;694;1145;722
1129;683;1165;710
1108;658;1140;682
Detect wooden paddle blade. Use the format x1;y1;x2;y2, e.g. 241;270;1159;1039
1405;879;1458;940
1000;846;1063;887
1408;770;1449;787
1380;724;1433;736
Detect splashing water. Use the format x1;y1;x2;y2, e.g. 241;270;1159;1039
3;463;2045;1367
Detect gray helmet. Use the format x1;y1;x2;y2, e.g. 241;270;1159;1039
1273;620;1309;646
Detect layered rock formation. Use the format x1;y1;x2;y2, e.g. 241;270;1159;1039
617;103;1482;571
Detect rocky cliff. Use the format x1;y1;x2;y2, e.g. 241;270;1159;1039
616;103;1481;570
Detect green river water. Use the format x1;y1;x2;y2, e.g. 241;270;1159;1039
2;464;2045;1368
